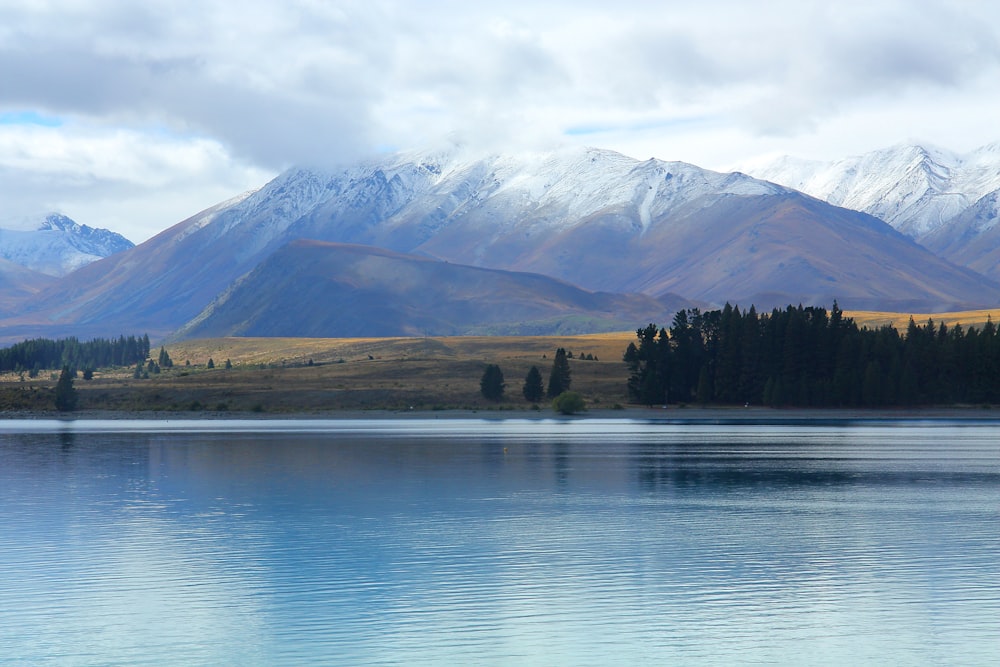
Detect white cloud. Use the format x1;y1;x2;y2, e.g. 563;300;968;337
1;0;999;240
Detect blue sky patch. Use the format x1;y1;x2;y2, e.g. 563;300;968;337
0;110;64;127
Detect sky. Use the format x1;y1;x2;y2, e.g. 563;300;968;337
2;0;999;243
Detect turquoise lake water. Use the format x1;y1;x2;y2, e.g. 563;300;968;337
1;418;998;665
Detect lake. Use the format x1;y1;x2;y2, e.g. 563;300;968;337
1;418;998;665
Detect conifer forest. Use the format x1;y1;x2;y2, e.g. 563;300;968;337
624;304;1000;407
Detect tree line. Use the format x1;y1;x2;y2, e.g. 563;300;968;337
0;334;151;374
625;303;1000;407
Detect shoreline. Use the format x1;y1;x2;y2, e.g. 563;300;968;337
7;405;1000;424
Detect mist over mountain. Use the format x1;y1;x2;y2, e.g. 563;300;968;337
4;145;1000;342
0;213;134;277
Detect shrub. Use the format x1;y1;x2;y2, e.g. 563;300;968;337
552;391;585;415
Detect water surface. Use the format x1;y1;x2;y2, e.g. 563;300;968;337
1;419;998;665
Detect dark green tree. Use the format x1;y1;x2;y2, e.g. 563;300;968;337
207;358;215;369
158;346;173;368
480;364;505;401
54;365;78;411
547;348;572;398
522;365;544;403
696;365;713;405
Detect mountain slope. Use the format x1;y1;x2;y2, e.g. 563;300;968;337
0;257;56;317
175;240;690;339
0;213;134;276
739;142;1000;240
920;190;1000;278
739;142;1000;281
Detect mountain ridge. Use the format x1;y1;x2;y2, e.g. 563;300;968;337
739;142;1000;237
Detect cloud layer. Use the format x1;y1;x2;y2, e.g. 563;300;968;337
2;0;999;240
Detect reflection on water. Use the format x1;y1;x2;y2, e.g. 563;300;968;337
1;419;999;665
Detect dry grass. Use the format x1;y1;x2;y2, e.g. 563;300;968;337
845;308;1000;331
2;333;638;414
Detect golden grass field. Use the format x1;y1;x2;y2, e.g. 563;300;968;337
4;307;1000;414
0;332;639;413
846;308;1000;330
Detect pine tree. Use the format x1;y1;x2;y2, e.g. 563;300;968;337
522;366;544;403
696;365;713;405
54;365;78;411
480;364;505;401
547;348;572;398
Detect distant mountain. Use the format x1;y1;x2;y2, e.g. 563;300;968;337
7;146;1000;341
739;143;1000;279
740;143;1000;238
176;240;693;339
0;213;134;277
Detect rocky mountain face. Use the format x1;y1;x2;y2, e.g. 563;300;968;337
740;143;1000;279
5;146;1000;342
0;213;134;277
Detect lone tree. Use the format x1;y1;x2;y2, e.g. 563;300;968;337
480;364;505;401
54;365;78;412
547;348;572;398
522;366;544;403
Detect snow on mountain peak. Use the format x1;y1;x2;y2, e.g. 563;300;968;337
739;141;1000;240
0;212;134;276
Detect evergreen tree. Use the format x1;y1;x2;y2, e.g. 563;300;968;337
547;348;572;398
54;365;78;411
522;366;544;403
696;365;713;405
207;358;215;369
480;364;505;401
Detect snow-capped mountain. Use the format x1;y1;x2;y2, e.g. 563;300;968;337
7;145;1000;341
0;213;134;276
739;142;1000;240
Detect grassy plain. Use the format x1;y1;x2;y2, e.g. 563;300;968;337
0;333;637;414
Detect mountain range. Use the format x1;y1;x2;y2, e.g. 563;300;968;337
4;143;1000;342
